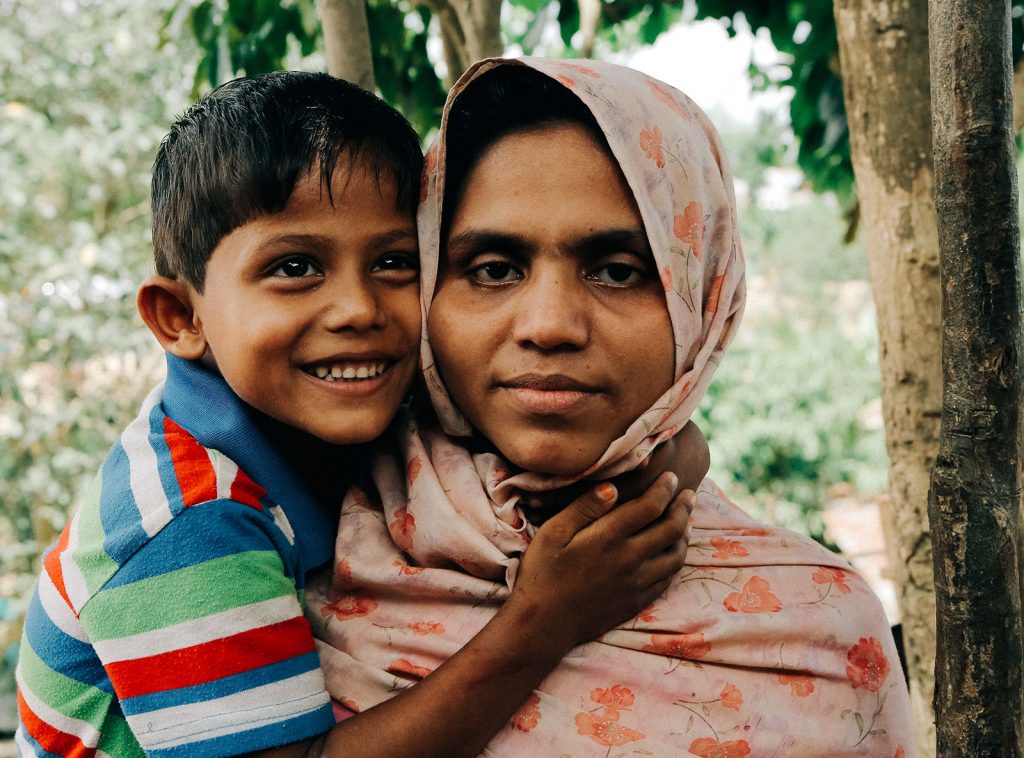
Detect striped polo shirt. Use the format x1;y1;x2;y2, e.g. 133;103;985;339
16;356;343;757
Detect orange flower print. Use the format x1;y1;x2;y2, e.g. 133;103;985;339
673;202;705;260
846;637;890;692
660;265;675;293
706;275;725;315
574;708;645;748
778;671;815;697
513;693;542;732
812;566;852;594
720;682;743;710
710;537;749;559
390;507;416;551
340;697;359;713
336;557;352;584
647;79;690;119
559;62;601;77
741;528;770;537
556;74;576;88
590;684;635;710
723;576;782;614
638;604;658;622
407;620;445;635
321;593;378;621
406;455;422;486
688;737;752;757
642;632;711;659
387;658;433;679
639;126;666;168
392;559;424;575
349;485;372;509
894;749;906;758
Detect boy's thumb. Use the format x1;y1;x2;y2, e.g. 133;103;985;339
556;482;618;534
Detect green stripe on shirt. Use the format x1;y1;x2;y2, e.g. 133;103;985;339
73;471;120;597
18;643;109;729
81;550;293;640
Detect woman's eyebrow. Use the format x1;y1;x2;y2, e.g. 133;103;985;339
571;228;651;256
446;229;530;256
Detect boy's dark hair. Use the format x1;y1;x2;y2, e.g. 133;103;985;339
152;71;423;290
441;66;604;235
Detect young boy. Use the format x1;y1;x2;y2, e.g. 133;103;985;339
15;72;699;757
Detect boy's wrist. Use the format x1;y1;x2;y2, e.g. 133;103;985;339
484;592;576;669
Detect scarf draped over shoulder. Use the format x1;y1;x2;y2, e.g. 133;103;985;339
307;57;914;757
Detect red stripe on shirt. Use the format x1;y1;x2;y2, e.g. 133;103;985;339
43;523;74;612
18;689;96;758
107;616;315;699
230;467;266;511
163;417;218;507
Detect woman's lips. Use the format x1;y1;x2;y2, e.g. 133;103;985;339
499;374;600;414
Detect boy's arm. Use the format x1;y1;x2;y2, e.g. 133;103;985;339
252;473;692;758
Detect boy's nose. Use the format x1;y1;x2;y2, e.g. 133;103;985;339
322;281;386;332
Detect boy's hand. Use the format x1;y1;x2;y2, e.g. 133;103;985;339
506;472;694;659
612;420;710;503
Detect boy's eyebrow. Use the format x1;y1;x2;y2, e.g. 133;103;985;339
263;229;417;249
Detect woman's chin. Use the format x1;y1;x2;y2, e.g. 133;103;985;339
501;441;603;479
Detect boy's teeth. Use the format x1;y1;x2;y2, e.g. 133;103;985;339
311;362;388;382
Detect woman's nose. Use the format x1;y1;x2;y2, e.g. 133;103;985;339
510;273;589;351
322;278;387;333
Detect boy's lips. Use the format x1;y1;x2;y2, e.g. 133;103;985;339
299;353;404;383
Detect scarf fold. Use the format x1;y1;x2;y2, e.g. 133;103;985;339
308;57;913;756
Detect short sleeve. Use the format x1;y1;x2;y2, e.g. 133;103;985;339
77;499;334;757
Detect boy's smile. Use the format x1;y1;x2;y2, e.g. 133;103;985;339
188;158;420;446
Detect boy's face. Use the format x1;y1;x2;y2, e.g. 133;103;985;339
189;159;420;446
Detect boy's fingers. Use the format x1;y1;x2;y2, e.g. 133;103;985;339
600;472;679;537
629;492;691;557
540;482;619;541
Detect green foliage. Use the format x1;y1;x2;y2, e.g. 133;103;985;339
0;0;193;709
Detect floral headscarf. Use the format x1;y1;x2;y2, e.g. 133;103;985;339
307;58;914;756
419;57;745;486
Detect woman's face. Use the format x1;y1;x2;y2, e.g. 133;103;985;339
428;122;675;476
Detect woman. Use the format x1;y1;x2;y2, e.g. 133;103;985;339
308;58;913;756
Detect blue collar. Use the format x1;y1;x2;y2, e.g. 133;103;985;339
161;354;339;570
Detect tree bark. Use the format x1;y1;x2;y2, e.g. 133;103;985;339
318;0;376;91
833;2;940;754
928;0;1023;754
419;0;502;86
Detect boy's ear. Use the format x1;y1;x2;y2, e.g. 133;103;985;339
137;276;207;360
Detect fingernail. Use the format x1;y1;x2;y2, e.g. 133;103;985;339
596;482;616;502
666;472;679;491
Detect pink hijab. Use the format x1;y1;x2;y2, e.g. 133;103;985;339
307;58;913;756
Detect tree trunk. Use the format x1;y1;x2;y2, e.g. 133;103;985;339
928;0;1023;754
833;2;940;754
419;0;502;86
318;0;376;91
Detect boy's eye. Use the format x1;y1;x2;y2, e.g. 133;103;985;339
587;262;646;287
270;256;321;278
372;252;419;273
472;261;521;284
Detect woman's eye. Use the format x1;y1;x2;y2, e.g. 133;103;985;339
472;261;521;284
372;253;419;273
270;257;320;278
589;262;644;286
